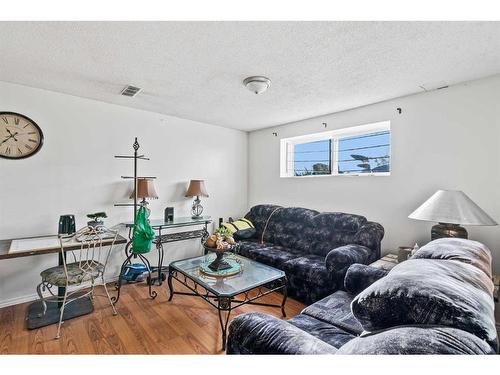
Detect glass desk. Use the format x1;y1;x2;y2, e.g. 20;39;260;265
168;253;287;351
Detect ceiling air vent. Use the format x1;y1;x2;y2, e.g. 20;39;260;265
120;85;142;97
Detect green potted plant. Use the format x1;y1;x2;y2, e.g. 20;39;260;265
86;212;107;228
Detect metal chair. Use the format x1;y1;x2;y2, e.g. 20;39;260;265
36;225;119;339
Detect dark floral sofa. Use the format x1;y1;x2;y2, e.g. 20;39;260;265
227;238;498;354
236;205;384;304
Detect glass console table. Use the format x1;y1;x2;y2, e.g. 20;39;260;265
114;216;212;304
168;253;288;351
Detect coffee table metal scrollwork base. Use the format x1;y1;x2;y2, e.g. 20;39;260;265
167;254;288;351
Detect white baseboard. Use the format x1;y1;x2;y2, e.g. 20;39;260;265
0;293;40;309
0;276;120;309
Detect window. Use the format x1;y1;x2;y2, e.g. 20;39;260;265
280;121;390;177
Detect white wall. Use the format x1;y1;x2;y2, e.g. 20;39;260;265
248;75;500;272
0;81;248;307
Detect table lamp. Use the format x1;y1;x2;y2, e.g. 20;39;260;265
185;180;209;218
408;189;497;240
130;178;158;206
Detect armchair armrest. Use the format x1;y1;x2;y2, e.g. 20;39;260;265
325;244;373;282
227;312;337;354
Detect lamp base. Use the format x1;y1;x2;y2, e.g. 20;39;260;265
431;223;468;241
191;196;204;219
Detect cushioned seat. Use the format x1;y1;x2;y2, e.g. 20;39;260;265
249;246;303;270
237;240;266;258
302;290;363;335
283;255;332;287
40;262;104;286
288;314;355;349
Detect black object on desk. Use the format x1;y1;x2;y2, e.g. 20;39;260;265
165;207;174;222
0;234;127;329
58;215;76;235
117;216;212;294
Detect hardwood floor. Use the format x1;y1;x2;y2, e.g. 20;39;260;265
0;280;305;354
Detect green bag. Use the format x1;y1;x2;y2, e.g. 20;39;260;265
132;206;155;254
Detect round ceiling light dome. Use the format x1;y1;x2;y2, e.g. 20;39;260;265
243;76;271;94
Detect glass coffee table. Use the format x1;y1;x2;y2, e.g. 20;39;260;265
167;253;288;351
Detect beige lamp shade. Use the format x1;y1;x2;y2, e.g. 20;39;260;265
130;178;158;200
408;190;497;226
185;180;209;197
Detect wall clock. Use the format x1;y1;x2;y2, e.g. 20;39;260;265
0;112;44;159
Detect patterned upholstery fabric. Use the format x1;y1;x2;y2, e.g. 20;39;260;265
351;258;497;350
287;276;335;305
237;241;304;270
226;312;337;354
241;205;384;304
337;326;496;355
302;290;363;335
283;255;333;287
288;314;355;349
325;244;374;282
344;263;389;295
226;238;498;355
412;237;492;278
40;262;104;286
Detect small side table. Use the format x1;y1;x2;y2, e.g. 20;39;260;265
370;253;399;271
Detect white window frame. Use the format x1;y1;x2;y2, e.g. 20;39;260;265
280;121;391;178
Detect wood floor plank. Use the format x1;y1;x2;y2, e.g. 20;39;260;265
0;281;305;354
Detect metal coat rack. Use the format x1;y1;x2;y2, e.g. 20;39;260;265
112;137;157;304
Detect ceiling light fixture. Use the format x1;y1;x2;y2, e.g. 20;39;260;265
243;76;271;94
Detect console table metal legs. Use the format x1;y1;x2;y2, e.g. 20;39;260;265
167;269;287;351
112;245;158;305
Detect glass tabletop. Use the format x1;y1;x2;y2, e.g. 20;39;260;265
124;216;211;228
169;253;285;297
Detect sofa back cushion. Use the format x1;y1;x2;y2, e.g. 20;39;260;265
245;205;378;256
245;204;283;243
309;212;367;256
266;207;319;252
412;237;492;278
351;257;497;350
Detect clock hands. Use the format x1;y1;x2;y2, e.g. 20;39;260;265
1;132;19;145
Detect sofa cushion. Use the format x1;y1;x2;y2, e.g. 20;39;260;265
412;238;493;278
239;243;303;270
237;239;267;258
336;326;496;355
302;290;363;335
351;258;497;350
283;255;332;287
309;212;367;256
263;207;318;252
245;204;283;243
288;314;356;349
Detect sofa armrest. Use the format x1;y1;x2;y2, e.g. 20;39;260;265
353;221;385;259
227;312;337;354
325;244;373;282
344;263;389;295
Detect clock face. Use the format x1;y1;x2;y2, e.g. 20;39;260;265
0;112;43;159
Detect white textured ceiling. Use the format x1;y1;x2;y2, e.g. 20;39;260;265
1;22;499;131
